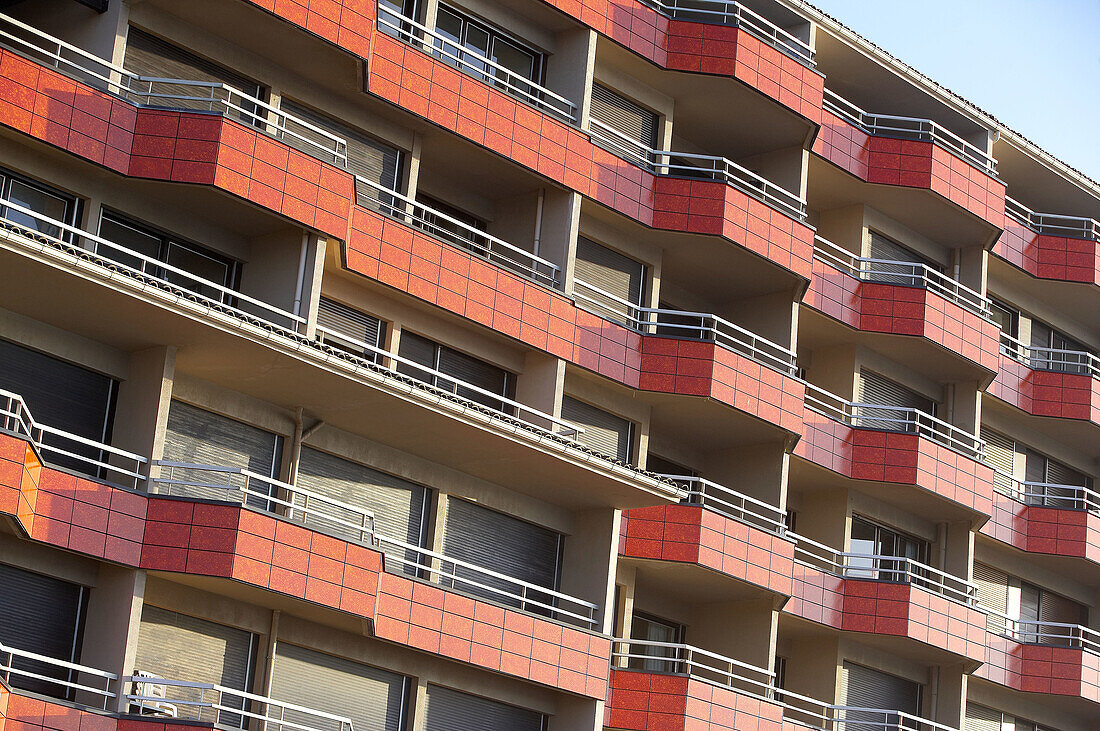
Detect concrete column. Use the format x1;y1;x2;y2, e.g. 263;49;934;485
514;351;565;429
301;236;327;339
949;381;981;435
547;698;601;731
545;27;596;129
405;133;424;202
559;508;621;634
956;244;986;296
409;677;429;731
112;345;176;480
542;190;580;293
932;663;966;729
78;565;146;711
942;520;975;582
614;563;637;666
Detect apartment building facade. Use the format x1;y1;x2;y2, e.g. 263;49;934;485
0;0;1095;730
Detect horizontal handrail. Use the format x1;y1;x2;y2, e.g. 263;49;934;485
638;0;814;66
0;11;135;93
999;333;1098;378
781;686;962;731
123;676;354;731
982;611;1100;656
149;461;377;544
990;468;1100;514
1005;196;1100;242
823;89;997;175
0;387;147;488
813;236;993;319
589;118;808;220
0;641;117;709
612;639;775;698
573;278;797;375
376;534;598;628
660;474;787;534
354;176;560;288
803;383;985;461
377;9;576;122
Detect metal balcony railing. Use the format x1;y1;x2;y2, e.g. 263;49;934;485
572;278;798;376
999;333;1098;378
790;532;979;607
1005;196;1100;242
376;8;576;123
0;388;148;489
659;474;787;535
589;118;808;220
612;639;776;699
638;0;815;67
123;676;354;731
354;177;561;288
813;237;994;320
990;468;1100;514
0;14;349;168
803;383;986;462
823;89;997;175
781;688;961;731
982;612;1100;656
0;641;118;709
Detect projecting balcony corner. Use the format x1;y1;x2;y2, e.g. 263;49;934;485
989;335;1100;425
997;197;1100;286
980;615;1100;702
983;474;1100;562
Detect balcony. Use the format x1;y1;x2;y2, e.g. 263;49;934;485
983;472;1100;561
806;237;1000;375
989;335;1099;428
980;614;1100;704
997;197;1099;286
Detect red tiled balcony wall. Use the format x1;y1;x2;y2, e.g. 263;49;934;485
606;669;786;731
995;216;1099;286
619;504;795;596
981;493;1100;563
373;571;611;699
980;637;1100;704
240;0;373;58
785;563;987;662
0;48;354;240
988;357;1100;424
366;32;815;280
806;257;1000;371
795;409;995;515
812;110;1006;226
3;692;208;731
346;205;805;433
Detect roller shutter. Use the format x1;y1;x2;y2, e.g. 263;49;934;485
561;396;632;462
856;369;935;431
132;606;254;726
269;643;408;731
981;428;1016;491
867;232;939;284
840;662;920;731
396;333;512;411
1037;588;1087;641
0;563;86;697
162;401;282;507
0;339;116;475
1024;449;1090;508
422;685;545;731
296;447;428;572
573;237;645;326
441;498;562;614
590;84;658;163
964;703;1002;731
316;297;386;363
974;562;1009;632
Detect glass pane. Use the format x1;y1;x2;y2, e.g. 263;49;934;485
3;180;70;238
848;518;878;578
491;37;536;100
165;241;232;301
97;215;163;273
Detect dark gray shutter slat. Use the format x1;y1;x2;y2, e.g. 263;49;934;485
296;447;427;572
856;370;935;432
561;396;632;462
590;84;658;149
132;606;254;726
317;297;385;362
396;332;437;380
573;237;645;325
396;333;510;410
1038;590;1086;628
422;685;544;731
270;643;407;731
0;563;84;696
866;233;941;284
841;662;920;728
1019;583;1040;623
441;498;561;612
0;338;115;473
278;100;401;189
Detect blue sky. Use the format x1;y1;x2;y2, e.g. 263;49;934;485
810;0;1100;183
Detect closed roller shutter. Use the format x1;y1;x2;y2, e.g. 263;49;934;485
296;447;428;573
132;606;254;727
981;427;1016;491
867;232;940;284
573;237;645;326
964;703;1002;731
317;297;386;363
1027;451;1091;508
840;662;920;731
441;498;562;615
1038;589;1087;642
162;401;282;508
974;562;1009;632
561;396;632;462
856;370;935;430
0;339;116;475
0;563;85;697
269;643;408;731
396;333;511;411
422;685;544;731
590;83;658;163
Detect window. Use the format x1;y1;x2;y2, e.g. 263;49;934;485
841;662;920;731
628;612;685;672
589;84;659;164
414;193;492;256
974;562;1089;644
573;237;647;327
433;5;544;104
97;211;239;303
316;297;387;363
847;516;928;580
422;685;546;731
397;331;514;412
0;168;79;240
1028;318;1092;374
989;298;1019;339
773;656;788;702
856;369;937;423
866;232;941;285
561;396;634;462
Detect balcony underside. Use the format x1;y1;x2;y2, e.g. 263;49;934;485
988;254;1099;331
983;388;1098;457
621;554;786;605
0;242;675;511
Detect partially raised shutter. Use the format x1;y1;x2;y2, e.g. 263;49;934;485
840;662;920;730
441;498;562;614
0;563;85;696
270;643;408;731
590;83;658;161
974;562;1009;631
296;447;428;572
132;606;254;726
422;685;544;731
964;703;1002;731
317;297;386;362
573;237;645;326
561;396;632;462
